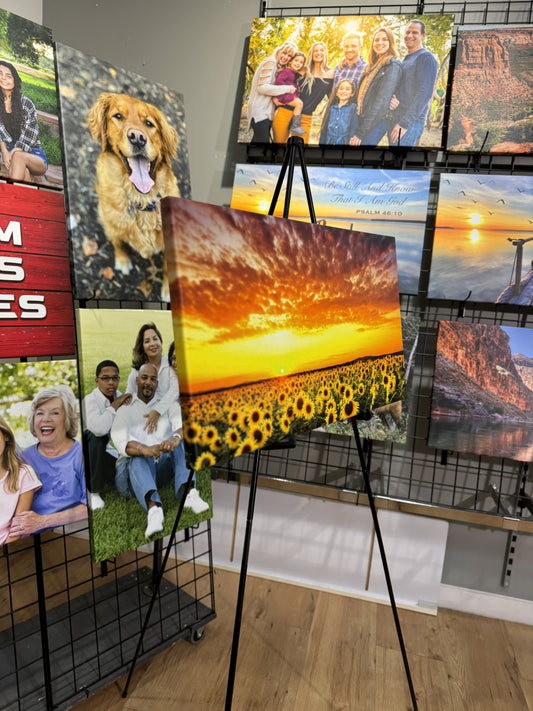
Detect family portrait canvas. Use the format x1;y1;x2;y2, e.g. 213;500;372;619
162;197;405;471
230;164;432;294
427;174;533;304
428;321;533;461
0;360;86;546
56;43;191;302
447;26;533;154
239;14;454;148
0;9;62;187
76;308;212;563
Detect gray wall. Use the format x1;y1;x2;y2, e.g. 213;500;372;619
44;0;254;206
41;0;533;603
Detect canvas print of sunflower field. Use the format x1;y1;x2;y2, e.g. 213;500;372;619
162;198;404;471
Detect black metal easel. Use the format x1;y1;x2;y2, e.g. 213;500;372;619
225;136;418;711
122;466;196;697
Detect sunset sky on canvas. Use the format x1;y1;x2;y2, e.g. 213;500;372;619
433;174;532;232
163;199;403;395
428;174;533;302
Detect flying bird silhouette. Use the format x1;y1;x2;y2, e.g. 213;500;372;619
497;199;506;204
458;190;466;195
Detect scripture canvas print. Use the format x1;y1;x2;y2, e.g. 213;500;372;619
447;26;533;154
0;360;86;545
0;9;62;187
56;43;191;302
239;14;454;148
427;174;533;304
428;322;533;461
76;308;212;563
162;197;405;471
231;164;432;294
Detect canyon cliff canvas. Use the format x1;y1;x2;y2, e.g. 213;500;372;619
56;43;191;302
231;165;431;294
427;174;533;304
162;197;405;471
239;14;453;148
447;26;533;154
428;321;533;461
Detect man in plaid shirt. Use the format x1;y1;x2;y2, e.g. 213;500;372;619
333;32;368;89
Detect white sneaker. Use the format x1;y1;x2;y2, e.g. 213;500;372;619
184;488;209;514
88;492;105;510
145;506;164;538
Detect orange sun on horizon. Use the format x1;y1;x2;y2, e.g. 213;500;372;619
470;214;481;225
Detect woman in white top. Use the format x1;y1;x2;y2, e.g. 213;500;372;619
126;322;179;433
247;42;298;142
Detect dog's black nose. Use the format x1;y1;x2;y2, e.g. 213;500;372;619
128;129;147;149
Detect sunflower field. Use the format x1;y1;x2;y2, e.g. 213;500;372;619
183;353;404;470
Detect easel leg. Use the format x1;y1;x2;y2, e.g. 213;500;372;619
230;480;241;563
225;449;261;711
350;419;419;711
34;534;54;710
122;467;196;697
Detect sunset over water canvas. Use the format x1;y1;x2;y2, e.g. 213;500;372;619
427;174;533;304
162;198;404;470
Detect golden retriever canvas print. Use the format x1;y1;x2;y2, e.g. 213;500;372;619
56;44;191;301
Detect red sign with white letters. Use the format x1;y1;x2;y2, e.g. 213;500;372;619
0;182;75;357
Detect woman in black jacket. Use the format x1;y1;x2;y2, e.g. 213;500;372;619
349;27;402;147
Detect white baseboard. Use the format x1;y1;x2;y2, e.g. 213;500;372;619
440;584;533;625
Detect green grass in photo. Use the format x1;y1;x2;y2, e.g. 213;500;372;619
20;70;58;114
89;469;212;562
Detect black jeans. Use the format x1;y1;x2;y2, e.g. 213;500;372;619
251;117;272;143
83;430;117;493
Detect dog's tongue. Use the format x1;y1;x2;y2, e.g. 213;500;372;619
128;156;154;194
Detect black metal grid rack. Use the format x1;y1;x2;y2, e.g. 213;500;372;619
0;519;215;711
231;0;533;532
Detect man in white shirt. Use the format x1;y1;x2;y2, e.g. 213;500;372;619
82;360;132;511
112;363;209;538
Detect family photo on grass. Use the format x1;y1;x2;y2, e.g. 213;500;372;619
239;14;453;148
77;309;212;562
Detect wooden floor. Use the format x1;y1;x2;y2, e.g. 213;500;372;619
74;567;533;711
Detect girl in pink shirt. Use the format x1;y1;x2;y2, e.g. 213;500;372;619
274;52;307;135
0;416;40;544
